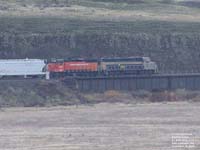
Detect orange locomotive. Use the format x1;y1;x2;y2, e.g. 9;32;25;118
47;59;98;77
48;62;65;72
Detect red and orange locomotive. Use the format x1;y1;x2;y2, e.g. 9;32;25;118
47;57;158;77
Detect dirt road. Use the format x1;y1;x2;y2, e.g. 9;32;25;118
0;102;200;150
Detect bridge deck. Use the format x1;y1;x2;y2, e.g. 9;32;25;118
64;73;200;92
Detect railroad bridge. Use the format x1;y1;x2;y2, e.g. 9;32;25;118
64;73;200;92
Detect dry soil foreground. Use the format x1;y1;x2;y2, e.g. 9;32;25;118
0;102;200;150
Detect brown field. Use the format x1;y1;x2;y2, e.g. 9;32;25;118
0;102;200;150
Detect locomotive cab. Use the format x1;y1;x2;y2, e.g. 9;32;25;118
143;57;158;74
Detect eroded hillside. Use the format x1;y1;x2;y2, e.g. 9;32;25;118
0;0;200;71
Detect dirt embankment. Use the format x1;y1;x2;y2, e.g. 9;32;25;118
0;80;200;108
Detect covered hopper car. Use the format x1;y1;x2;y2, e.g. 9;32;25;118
0;59;47;78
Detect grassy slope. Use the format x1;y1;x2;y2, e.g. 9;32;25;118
0;0;200;36
0;79;200;107
1;0;200;34
1;17;200;34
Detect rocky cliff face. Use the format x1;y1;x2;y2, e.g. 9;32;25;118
1;31;200;72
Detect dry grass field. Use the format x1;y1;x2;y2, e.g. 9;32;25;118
1;0;200;22
0;102;200;150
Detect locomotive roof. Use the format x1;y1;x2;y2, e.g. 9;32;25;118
47;57;151;63
47;58;98;63
100;57;148;62
0;59;45;62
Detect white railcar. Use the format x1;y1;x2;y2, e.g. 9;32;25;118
0;59;47;78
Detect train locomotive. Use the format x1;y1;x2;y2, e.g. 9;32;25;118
47;57;158;78
47;58;98;77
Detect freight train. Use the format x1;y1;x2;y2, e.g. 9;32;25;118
0;57;158;79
